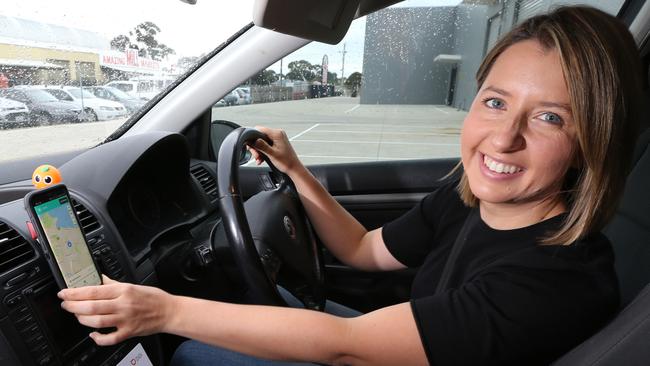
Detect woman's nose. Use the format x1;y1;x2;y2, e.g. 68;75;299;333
490;115;526;152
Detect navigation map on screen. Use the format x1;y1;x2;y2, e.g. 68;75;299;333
34;195;100;288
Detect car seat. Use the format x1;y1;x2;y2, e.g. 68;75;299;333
552;126;650;365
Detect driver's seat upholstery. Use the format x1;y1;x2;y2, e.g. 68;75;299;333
552;127;650;365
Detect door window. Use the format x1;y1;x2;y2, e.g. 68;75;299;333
212;0;626;165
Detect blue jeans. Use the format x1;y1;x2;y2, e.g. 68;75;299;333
169;288;362;366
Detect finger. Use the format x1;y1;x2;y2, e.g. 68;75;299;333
89;330;127;346
76;314;120;329
102;275;117;284
253;138;272;154
247;146;261;160
58;283;122;301
61;299;117;315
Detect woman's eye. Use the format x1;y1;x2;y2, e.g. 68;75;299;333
484;98;505;109
540;112;563;124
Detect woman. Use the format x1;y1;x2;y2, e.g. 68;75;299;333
59;6;643;365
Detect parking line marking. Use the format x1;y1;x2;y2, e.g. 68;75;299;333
297;154;457;160
344;105;360;114
311;130;459;136
289;123;320;141
317;123;439;129
433;106;450;114
292;139;459;146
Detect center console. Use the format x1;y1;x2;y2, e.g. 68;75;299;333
0;230;163;366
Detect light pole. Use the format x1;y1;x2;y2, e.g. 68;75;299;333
338;43;347;93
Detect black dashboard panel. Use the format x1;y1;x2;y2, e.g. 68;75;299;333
0;132;218;365
106;134;208;256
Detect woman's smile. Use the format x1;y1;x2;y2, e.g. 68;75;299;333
480;153;525;177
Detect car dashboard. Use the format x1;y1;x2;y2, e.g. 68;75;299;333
0;131;223;366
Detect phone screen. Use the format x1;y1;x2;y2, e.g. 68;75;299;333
33;194;101;288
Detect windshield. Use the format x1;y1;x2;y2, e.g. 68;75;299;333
0;0;254;163
67;88;96;99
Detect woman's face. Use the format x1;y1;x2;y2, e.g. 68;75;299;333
460;40;577;208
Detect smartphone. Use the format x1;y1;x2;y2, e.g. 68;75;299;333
25;184;102;289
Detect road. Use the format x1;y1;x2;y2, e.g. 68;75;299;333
0;97;466;164
213;96;466;165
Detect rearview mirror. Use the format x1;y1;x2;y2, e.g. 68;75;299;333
253;0;361;44
210;120;252;165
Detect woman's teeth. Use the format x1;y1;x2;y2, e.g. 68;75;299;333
483;155;523;174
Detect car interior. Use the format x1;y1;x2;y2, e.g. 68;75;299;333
0;0;649;365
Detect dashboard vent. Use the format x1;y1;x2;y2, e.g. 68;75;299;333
0;221;35;273
190;165;218;200
71;198;101;236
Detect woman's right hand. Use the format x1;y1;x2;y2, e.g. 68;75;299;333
248;126;304;176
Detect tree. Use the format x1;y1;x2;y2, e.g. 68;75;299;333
345;72;362;90
286;60;318;81
345;72;362;96
249;69;278;85
110;22;176;61
110;35;137;52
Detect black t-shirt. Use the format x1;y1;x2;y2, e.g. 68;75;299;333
382;181;619;366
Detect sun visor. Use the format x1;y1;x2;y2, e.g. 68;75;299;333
253;0;361;45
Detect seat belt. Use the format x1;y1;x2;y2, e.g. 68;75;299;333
434;208;476;294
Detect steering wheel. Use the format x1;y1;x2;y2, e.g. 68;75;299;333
216;127;325;310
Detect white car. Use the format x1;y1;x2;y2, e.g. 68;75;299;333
0;96;29;127
104;80;160;101
41;86;128;121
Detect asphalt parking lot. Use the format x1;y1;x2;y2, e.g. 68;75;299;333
214;96;466;165
0;97;466;164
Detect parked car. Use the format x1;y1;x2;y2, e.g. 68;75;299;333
39;86;128;121
84;86;146;114
0;87;82;125
223;90;240;106
0;96;29;128
235;87;252;104
105;79;161;101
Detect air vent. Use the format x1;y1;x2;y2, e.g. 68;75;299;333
190;165;218;200
71;198;101;236
0;221;35;274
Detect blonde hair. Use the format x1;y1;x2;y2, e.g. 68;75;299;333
456;6;643;245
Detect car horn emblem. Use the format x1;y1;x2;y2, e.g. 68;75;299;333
283;216;296;240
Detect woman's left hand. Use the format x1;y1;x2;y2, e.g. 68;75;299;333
58;275;175;346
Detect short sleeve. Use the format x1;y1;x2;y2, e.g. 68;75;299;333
382;181;464;267
410;264;618;366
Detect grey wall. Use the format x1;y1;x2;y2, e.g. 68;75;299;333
360;7;457;105
448;4;489;111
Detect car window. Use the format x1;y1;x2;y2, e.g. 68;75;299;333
105;87;134;100
212;0;625;165
112;83;134;93
67;88;96;99
0;0;254;164
0;90;27;103
45;89;73;101
24;89;59;103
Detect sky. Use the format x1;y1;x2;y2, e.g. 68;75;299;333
0;0;462;76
